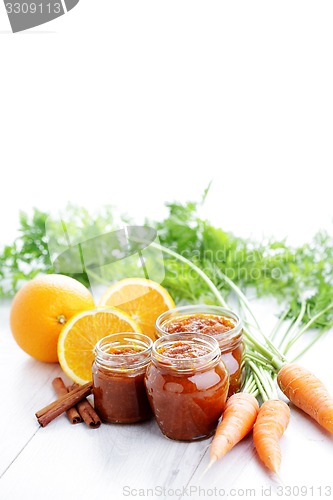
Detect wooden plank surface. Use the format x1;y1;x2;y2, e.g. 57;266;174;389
0;299;332;500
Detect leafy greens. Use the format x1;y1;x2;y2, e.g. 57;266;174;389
1;198;332;331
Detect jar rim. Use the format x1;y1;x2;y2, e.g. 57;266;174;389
94;333;153;369
155;305;242;351
152;332;221;372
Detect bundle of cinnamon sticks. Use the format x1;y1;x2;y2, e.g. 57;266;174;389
35;378;101;429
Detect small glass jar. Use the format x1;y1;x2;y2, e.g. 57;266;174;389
155;305;243;397
92;333;153;424
145;333;229;441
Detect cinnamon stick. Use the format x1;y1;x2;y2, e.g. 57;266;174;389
69;383;101;429
36;382;93;427
52;378;82;425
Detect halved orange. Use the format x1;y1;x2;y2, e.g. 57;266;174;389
57;307;141;384
98;278;175;340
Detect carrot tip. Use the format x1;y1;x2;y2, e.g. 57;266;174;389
273;471;285;486
200;457;217;480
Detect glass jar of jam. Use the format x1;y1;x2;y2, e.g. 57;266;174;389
92;333;153;424
155;305;243;397
145;333;229;441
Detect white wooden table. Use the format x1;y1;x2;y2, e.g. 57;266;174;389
0;299;332;500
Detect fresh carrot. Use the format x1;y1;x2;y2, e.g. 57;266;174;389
277;363;333;434
253;399;290;473
207;393;259;469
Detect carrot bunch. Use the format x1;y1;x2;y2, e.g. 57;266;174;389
207;360;333;475
205;300;333;476
206;364;290;475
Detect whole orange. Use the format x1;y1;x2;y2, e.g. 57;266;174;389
10;274;95;362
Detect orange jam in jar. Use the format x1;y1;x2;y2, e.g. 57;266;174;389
145;333;229;441
155;305;243;397
92;333;153;423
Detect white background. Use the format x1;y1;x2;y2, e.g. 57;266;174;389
1;5;333;499
0;1;333;247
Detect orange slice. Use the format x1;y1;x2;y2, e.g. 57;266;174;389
99;278;175;340
57;307;141;384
